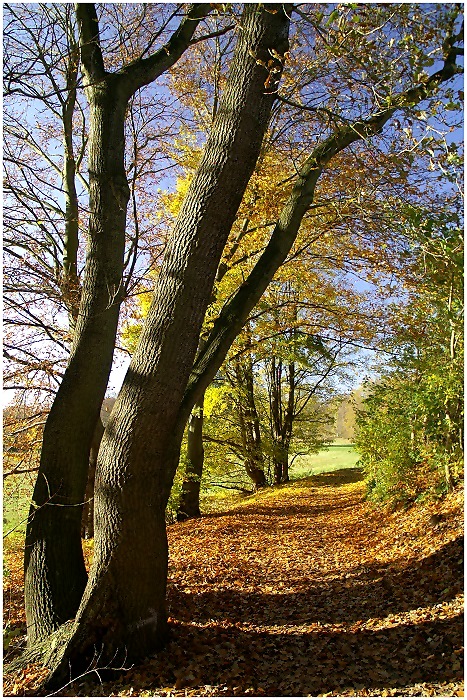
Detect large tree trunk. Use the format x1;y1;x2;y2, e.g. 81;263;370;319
177;398;205;520
43;5;291;685
24;3;210;646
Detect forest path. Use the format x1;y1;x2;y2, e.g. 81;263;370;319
3;469;463;696
121;469;463;697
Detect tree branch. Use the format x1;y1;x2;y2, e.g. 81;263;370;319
181;35;463;416
117;4;212;96
75;3;106;84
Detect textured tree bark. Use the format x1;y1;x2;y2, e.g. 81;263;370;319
177;398;204;520
24;83;130;644
24;3;211;645
236;352;266;489
81;416;104;539
42;5;291;686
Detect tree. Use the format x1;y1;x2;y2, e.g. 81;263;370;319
176;396;205;520
6;3;462;688
355;202;463;504
3;3;85;399
33;3;292;684
135;2;464;508
23;2;214;645
233;343;268;489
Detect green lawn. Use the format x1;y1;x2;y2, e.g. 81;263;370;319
3;443;361;535
3;482;32;536
290;443;359;480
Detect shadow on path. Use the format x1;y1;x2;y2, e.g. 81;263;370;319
205;468;365;520
169;536;463;625
161;612;463;695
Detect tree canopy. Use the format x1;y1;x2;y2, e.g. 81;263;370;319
2;3;463;691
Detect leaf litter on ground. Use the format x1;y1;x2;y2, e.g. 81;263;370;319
3;468;464;697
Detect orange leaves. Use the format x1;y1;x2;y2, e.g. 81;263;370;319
3;474;464;696
3;664;50;697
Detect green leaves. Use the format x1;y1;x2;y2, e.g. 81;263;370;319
326;9;339;26
355;201;464;505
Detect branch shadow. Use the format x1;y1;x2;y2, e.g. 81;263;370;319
156;535;464;695
203;468;365;520
301;467;364;487
169;536;463;626
161;612;463;695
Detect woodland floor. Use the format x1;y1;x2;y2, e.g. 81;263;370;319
3;468;464;697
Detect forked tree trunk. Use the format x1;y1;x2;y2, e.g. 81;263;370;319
177;398;205;520
24;3;211;645
43;6;291;685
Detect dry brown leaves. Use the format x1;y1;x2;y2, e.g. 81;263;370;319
3;469;464;697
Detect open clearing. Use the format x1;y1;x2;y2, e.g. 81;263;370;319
289;442;359;479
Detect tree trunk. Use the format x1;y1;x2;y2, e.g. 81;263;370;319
61;37;81;333
246;460;267;489
273;457;289;484
177;398;204;520
24;84;130;645
235;348;266;489
273;461;283;485
280;361;295;484
43;6;291;685
23;3;211;646
269;357;294;485
269;356;283;485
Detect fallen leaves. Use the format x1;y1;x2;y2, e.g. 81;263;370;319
3;468;464;696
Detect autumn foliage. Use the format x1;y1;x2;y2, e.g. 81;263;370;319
4;470;463;697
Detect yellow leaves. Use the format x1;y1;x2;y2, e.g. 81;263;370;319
203;384;228;418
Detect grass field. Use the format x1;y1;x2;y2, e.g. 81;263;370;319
289;442;359;480
3;443;360;535
3;478;34;537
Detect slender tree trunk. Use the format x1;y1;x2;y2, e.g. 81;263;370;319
280;361;295;484
43;6;291;684
24;87;130;645
269;356;284;485
269;356;294;484
236;352;266;488
61;37;81;333
177;398;205;520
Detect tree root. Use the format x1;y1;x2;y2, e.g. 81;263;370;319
4;620;76;689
